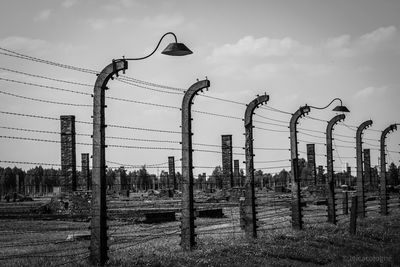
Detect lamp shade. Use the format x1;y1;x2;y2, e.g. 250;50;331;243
333;105;350;112
161;43;193;56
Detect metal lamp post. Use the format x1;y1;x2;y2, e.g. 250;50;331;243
290;98;349;230
90;32;192;266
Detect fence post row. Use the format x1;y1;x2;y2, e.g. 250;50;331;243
243;94;269;239
326;114;345;224
290;105;311;230
380;124;398;215
181;79;210;250
90;60;128;266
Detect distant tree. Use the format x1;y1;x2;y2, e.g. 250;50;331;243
276;169;290;187
388;163;399;186
43;168;60;187
211;166;223;189
196;173;206;190
254;169;263;188
138;166;150;190
175;172;182;191
2;167;15;193
159;170;169;189
106;168;116;188
12;167;24;191
263;173;273;188
127;170;138;191
26;166;44;192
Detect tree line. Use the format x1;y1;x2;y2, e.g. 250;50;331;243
0;159;399;195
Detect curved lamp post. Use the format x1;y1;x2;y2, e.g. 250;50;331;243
290;98;349;230
90;32;192;266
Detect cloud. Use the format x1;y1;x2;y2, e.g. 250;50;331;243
34;9;52;22
324;34;354;58
101;0;145;12
0;36;48;53
0;36;87;58
140;14;185;30
206;25;399;78
208;35;310;64
359;26;397;46
324;26;398;58
86;13;185;32
62;0;77;8
354;86;387;98
86;18;108;30
86;17;132;30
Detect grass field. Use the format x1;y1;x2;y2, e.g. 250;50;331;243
0;192;399;266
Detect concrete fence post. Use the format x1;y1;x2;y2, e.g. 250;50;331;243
181;79;210;250
90;60;127;266
290;106;311;230
380;124;397;215
326;114;345;224
350;195;358;235
343;191;349;215
356;120;372;218
243;94;269;239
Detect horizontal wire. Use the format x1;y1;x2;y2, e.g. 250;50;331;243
254;113;288;124
298;131;325;139
261;105;292;115
0;48;343;126
199;94;246;106
254;159;290;163
192;109;242;120
256;165;291;170
0;76;91;95
298;139;325;145
0;135;186;150
0;49;97;74
254;126;289;133
0;66;93;87
0;110;180;134
253;147;290;151
0;77;264;121
0;125;185;144
0;89;92;107
0;47;357;129
115;77;184;95
119;75;185;92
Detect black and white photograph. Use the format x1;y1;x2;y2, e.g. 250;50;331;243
0;0;399;266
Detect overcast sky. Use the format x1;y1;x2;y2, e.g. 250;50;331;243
0;0;399;176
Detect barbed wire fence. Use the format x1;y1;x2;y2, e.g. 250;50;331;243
0;47;399;266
